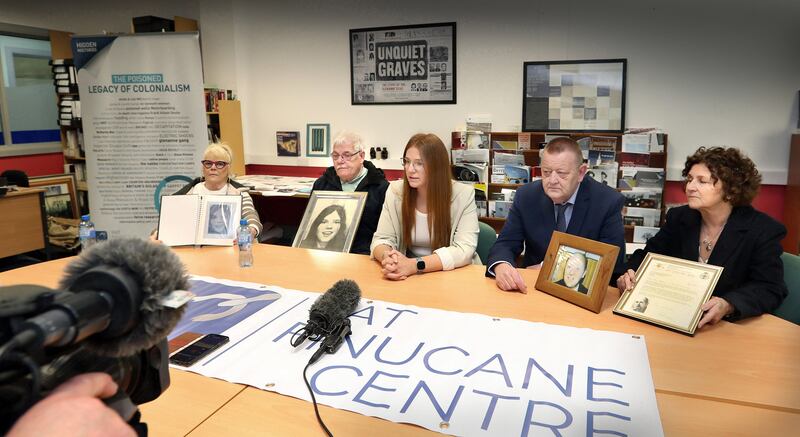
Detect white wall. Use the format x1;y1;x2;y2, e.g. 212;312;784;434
222;0;799;184
3;0;798;183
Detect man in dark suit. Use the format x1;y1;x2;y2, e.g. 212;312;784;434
486;137;626;292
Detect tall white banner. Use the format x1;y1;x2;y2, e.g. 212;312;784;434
72;33;206;238
172;276;664;436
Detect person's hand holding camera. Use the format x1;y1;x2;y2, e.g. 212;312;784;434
8;372;134;437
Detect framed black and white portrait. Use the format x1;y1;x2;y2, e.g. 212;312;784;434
293;191;367;253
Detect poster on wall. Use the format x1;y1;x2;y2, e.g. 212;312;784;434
72;33;207;238
522;59;626;132
350;22;456;105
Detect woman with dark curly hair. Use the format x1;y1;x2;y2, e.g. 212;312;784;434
617;147;787;329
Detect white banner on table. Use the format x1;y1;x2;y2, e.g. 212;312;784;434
172;276;663;436
72;33;206;238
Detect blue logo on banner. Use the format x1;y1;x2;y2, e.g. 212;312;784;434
72;36;117;70
168;279;283;339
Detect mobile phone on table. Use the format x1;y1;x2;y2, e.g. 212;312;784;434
169;333;229;367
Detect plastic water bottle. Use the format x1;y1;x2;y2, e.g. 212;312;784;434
238;219;253;267
79;214;96;251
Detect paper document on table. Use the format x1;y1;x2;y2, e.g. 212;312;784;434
170;276;664;437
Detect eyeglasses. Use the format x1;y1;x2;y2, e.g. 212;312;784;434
401;158;424;171
331;151;362;162
201;160;229;169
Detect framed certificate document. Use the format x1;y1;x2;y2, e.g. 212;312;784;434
613;253;724;335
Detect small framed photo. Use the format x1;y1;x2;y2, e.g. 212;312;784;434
292;191;367;253
29;173;79;219
535;231;620;313
306;123;331;157
277;131;300;157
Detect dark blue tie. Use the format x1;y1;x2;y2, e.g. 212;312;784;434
556;203;570;232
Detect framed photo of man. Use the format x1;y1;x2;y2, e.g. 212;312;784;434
292;191;367;253
535;231;620;313
613;253;723;336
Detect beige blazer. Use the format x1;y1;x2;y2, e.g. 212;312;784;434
370;180;480;269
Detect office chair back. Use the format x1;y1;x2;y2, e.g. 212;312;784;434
154;175;194;211
476;221;497;265
774;252;800;325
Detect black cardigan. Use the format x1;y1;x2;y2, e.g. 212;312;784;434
627;205;788;321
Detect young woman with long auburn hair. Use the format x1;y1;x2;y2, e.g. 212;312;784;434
371;133;480;280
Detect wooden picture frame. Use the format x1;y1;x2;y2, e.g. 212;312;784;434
292;190;367;253
28;173;79;219
522;58;627;132
306;123;330;157
535;231;620;313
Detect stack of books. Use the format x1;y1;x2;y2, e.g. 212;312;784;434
204;87;236;112
50;59;80;126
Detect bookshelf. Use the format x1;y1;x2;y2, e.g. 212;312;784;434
206;99;245;176
49;30;89;213
452;131;669;241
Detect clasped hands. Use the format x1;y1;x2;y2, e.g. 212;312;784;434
380;249;416;280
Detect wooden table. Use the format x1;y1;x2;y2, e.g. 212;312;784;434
0;188;47;259
2;244;798;436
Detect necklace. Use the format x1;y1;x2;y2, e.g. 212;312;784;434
700;222;726;252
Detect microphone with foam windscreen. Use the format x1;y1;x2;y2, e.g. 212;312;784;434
0;238;191;431
3;238;189;357
8;238;190;358
291;279;361;363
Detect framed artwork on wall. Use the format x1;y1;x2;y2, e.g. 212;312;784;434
522;59;627;132
350;22;456;105
306;124;330;157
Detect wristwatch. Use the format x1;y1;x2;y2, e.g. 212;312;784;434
416;257;426;274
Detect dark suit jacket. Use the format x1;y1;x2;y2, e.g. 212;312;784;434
554;278;589;294
486;177;626;277
627;205;787;321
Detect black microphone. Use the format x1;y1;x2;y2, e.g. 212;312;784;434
14;238;190;358
291;279;361;351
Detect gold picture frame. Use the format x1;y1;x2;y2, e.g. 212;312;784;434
613;253;723;336
29;173;79;219
535;231;620;313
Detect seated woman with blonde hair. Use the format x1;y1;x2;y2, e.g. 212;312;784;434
371;133;480;280
617;146;787;329
153;142;262;240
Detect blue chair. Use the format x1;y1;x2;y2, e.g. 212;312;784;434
476;221;497;265
154;175;193;211
773;252;800;325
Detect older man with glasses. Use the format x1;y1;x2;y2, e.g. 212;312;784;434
311;131;389;255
